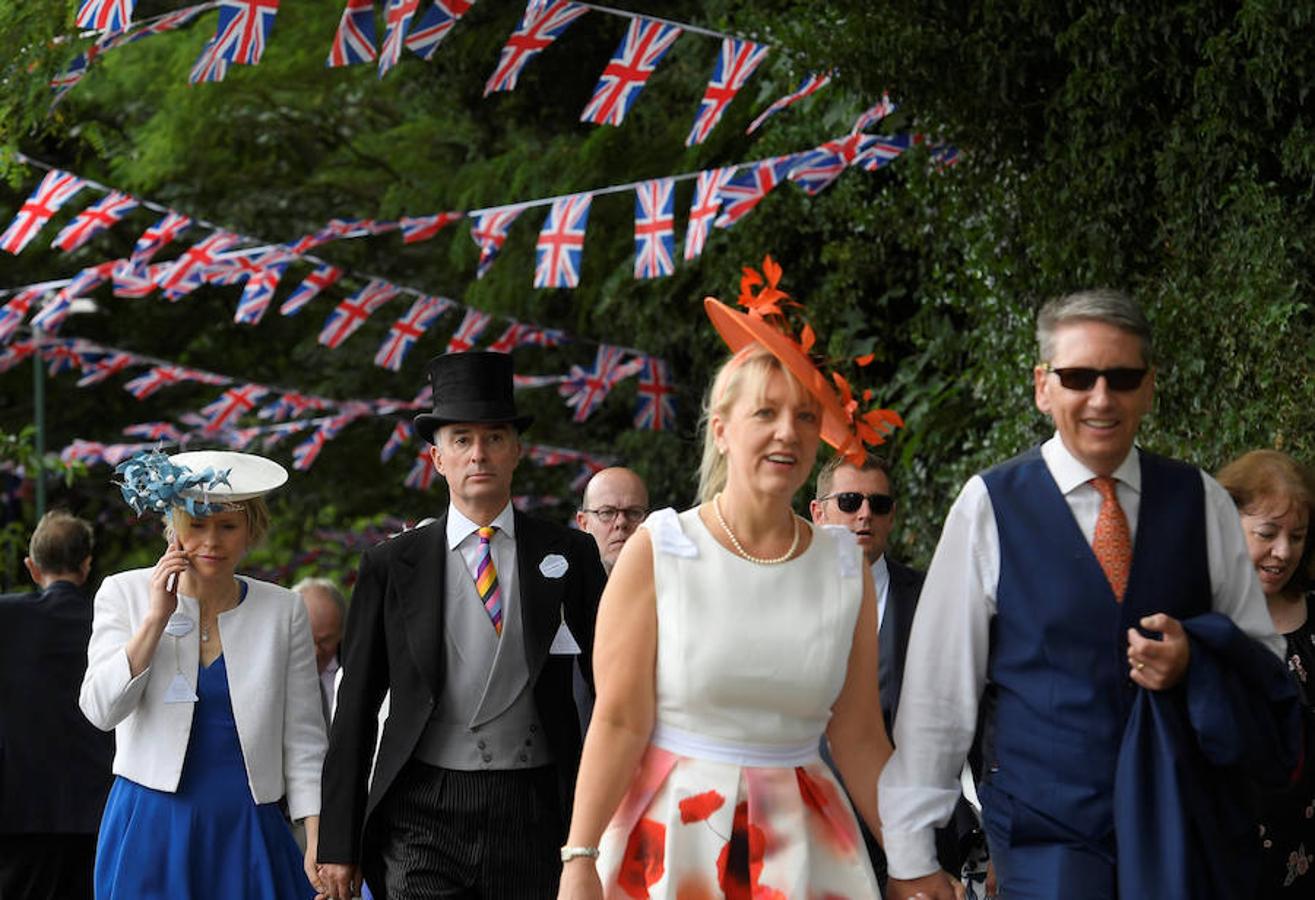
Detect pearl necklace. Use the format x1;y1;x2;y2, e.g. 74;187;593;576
712;493;800;565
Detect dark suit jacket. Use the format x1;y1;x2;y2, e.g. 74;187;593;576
0;580;114;834
318;512;607;863
879;557;925;734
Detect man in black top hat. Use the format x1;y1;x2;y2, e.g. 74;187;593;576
318;352;608;900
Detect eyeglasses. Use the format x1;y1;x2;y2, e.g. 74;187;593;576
1043;365;1149;392
817;492;894;515
580;506;647;525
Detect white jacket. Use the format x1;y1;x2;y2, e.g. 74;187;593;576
79;569;327;821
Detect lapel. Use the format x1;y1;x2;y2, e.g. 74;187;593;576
514;511;568;682
394;516;448;698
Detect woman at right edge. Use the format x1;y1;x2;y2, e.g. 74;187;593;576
560;258;954;898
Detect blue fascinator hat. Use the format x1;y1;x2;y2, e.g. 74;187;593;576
114;449;288;518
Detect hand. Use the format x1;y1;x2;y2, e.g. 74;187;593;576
149;539;188;623
303;817;321;895
315;863;361;900
557;858;603;900
887;871;960;900
1127;613;1190;690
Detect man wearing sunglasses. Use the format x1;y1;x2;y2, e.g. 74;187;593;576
882;289;1290;900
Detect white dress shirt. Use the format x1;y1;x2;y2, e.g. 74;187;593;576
447;501;520;615
878;435;1284;880
872;554;890;631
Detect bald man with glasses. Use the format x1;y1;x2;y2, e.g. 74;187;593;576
576;467;649;576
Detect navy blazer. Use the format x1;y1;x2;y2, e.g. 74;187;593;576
0;580;113;834
880;557;925;733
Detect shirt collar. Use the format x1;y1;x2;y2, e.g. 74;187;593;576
870;553;889;580
446;501;516;550
1042;432;1142;496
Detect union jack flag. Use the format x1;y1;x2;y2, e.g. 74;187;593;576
580;17;682;127
30;261;116;333
380;420;410;461
51;52;95;105
280;264;342;316
406;0;475;60
261;420;312;448
0;288;46;344
558;345;643;422
633;178;675;280
403;447;438;490
570;456;609;493
526;443;581;467
76;351;138;387
787;133;867;196
745;70;834;134
209;0;280;65
327;0;377;66
852;93;896;133
233;258;291;324
375;294;453;370
190;38;230;84
122;422;185;443
318;278;401;348
198;383;269;434
76;0;135;33
484;0;587;96
158;231;242;300
112;261;167;299
488;322;567;353
930;143;961;169
127;210;191;270
0;340;38;375
400;211;462;244
633;356;676;431
61;440;106;466
686;37;769;147
378;0;421;77
534;193;591;289
124;365;229;400
51;190;138;252
445;307;492;353
714;157;791;229
126;3;213;42
259;391;329;421
292;427;330;471
683;166;733;261
853;133;916;172
0;170;87;254
469;207;523;279
41;340;90;377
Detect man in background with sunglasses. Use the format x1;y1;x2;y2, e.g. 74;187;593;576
882;289;1290;900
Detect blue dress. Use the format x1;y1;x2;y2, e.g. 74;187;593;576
95;654;315;900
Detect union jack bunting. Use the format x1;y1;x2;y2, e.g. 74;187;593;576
714;157;790;229
327;0;377;66
787;133;867;196
683;166;734;261
209;0;280;65
558;345;643;423
112;261;167;299
279;264;342;316
0;170;87;254
852;93;896;133
852;133;916;172
0;289;45;344
51;190;138;252
122;422;186;443
197;383;269;434
76;351;138;387
570;457;608;493
484;0;587;96
0;340;38;375
378;0;421;77
406;0;475;61
445;307;492;353
403;447;438;490
51;52;95;105
579;17;682;127
930;143;961;169
124;365;229;400
124;3;214;43
42;340;90;377
488;322;567;354
685;37;769;147
318;278;401;348
633;356;676;431
76;0;135;33
158;231;242;300
633;178;675;280
30;261;116;333
190;38;230;84
469;207;523;279
233;258;291;325
127;210;191;271
260;420;312;448
745;70;834;134
375;294;453;370
61;440;106;465
380;420;410;462
258;391;329;421
534;194;591;289
513;373;567;389
400;211;462;244
102;443;157;466
291;427;330;471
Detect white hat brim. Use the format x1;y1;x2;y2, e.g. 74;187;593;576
169;451;288;503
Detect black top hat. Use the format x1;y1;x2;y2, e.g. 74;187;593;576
412;351;534;445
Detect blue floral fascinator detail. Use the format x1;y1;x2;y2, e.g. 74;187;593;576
114;448;232;518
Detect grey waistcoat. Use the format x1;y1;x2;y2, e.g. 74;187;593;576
412;541;553;770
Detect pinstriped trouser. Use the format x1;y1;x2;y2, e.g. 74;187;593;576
363;760;562;900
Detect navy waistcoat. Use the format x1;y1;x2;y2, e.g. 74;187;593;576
980;447;1211;845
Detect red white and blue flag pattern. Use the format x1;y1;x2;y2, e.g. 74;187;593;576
406;0;476;61
745;70;833;134
445;307;492;353
1;170;87;254
686;37;769;146
469;207;523;279
400;211;462;244
580;17;682;127
484;0;587;96
280;264;343;316
126;211;191;272
374;294;453;370
534;193;591;289
208;0;280;66
50;190;138;252
633;356;675;431
683;166;733;261
403;447;437;489
559;345;643;423
76;351;138;387
158;231;242;300
0;289;46;345
198;383;269;434
327;0;378;66
488;322;566;353
787;133;868;196
318;278;401;348
378;0;421;77
714;157;791;229
633;178;675;280
76;0;136;33
380;420;411;462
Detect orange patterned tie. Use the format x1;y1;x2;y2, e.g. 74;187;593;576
1090;476;1132;602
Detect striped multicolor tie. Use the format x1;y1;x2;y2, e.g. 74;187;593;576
476;526;503;635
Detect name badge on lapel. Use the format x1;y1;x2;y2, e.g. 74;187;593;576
539;553;569;579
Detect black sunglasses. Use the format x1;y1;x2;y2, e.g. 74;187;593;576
1044;365;1149;392
818;492;894;515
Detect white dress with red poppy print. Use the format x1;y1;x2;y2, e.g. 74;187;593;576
597;507;880;899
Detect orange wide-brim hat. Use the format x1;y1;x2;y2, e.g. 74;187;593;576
703;296;862;462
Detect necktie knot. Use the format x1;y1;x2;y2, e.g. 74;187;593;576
478;525;497;544
1091;475;1119;501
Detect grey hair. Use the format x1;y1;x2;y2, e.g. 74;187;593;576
292;577;347;618
1036;288;1152;365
